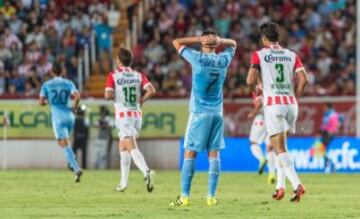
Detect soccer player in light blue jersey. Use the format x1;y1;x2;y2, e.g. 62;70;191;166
39;62;83;183
170;30;236;206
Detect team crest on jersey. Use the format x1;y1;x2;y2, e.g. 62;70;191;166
264;54;292;63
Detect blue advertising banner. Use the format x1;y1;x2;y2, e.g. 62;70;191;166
179;137;360;172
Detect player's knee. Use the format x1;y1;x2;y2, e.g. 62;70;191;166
184;150;197;159
208;150;219;159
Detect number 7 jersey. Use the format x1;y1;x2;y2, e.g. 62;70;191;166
251;43;304;106
105;67;150;114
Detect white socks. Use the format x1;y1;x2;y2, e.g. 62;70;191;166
120;151;131;187
250;144;265;161
275;155;286;189
130;148;150;176
267;151;276;174
278;152;301;190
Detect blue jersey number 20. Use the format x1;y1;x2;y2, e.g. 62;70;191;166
50;89;70;105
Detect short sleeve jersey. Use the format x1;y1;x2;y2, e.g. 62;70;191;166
105;67;150;113
250;43;304;104
39;77;78;116
179;46;235;113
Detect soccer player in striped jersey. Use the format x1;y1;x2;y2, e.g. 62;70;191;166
247;23;309;202
104;48;156;193
248;84;276;184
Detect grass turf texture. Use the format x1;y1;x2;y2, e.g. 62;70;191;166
0;171;359;219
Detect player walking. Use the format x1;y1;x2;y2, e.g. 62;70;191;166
39;62;83;182
248;86;276;184
247;23;309;202
104;48;156;193
170;30;236;206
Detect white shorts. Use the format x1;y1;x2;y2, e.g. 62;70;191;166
249;114;270;145
115;116;142;140
264;104;298;137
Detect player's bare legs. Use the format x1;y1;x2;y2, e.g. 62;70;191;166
207;150;220;206
250;141;267;175
58;139;83;183
266;143;276;184
271;132;305;202
117;137;154;192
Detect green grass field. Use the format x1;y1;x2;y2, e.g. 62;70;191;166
0;170;359;219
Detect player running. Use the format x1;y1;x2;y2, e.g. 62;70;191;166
170;30;236;206
39;62;83;183
247;22;309;202
104;48;156;193
248;85;276;184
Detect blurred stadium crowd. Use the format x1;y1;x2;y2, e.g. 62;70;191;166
0;0;117;97
0;0;356;98
133;0;355;97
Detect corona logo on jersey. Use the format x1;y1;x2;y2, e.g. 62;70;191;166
264;54;292;63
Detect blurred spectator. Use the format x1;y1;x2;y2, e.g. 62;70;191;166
73;105;90;169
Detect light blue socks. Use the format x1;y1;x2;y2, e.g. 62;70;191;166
63;146;81;173
181;159;195;197
208;158;220;197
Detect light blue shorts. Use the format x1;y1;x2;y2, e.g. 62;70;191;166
184;112;225;152
52;113;75;140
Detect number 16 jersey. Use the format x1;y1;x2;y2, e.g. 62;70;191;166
105;67;150;114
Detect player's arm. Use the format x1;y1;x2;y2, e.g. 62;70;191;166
72;91;80;112
172;36;205;51
104;89;114;100
38;96;48;106
38;85;48;106
295;69;309;99
246;68;260;90
247;97;261;119
246;51;261;90
104;72;115;100
219;38;236;48
294;55;309;99
140;83;156;107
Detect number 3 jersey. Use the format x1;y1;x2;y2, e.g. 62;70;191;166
105;67;150;115
250;43;304;106
178;46;235;113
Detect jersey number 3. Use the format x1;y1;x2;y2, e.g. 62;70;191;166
275;63;285;83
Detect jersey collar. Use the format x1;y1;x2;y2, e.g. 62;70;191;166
116;67;132;73
264;42;282;49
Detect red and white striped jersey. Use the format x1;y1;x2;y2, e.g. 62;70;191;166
250;43;304;106
105;67;150;114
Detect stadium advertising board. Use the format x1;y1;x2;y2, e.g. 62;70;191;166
0;98;355;138
179;137;360;173
0;100;188;139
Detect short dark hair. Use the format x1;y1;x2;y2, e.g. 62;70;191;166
326;103;333;109
52;62;62;75
201;29;217;36
118;48;133;66
260;22;279;42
